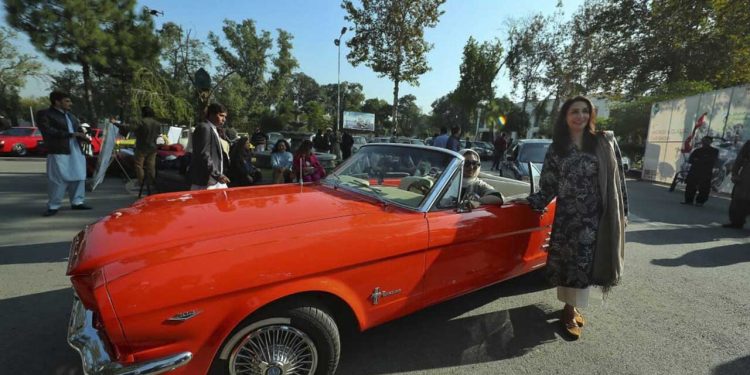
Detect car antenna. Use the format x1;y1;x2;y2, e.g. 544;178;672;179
299;157;303;187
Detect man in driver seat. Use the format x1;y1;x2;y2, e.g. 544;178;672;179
461;149;504;207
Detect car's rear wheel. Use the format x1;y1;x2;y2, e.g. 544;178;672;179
12;143;27;156
211;305;340;375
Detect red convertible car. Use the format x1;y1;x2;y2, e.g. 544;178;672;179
0;126;43;156
67;144;554;375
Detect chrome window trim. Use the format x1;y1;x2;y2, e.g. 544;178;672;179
419;157;463;213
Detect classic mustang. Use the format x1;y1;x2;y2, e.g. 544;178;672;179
67;144;554;375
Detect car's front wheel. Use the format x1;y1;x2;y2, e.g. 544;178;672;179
12;143;27;156
211;305;340;375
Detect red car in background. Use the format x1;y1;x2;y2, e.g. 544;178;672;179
0;127;43;156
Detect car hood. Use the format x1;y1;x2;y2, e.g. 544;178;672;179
69;184;366;274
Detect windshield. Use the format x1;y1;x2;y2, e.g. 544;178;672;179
325;145;455;209
353;136;367;144
518;142;551;163
0;128;35;136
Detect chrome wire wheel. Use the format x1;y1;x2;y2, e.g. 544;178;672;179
229;325;318;375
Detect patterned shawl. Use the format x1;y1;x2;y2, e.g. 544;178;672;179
592;131;628;292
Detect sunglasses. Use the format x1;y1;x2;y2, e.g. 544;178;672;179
464;160;480;168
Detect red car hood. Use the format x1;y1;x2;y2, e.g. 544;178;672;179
68;184;369;274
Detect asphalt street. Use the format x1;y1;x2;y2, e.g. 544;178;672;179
0;157;748;375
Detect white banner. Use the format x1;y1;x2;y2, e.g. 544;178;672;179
90;123;119;191
167;126;182;145
343;111;375;132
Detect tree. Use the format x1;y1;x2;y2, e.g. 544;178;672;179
209;20;298;127
321;82;364;125
342;0;446;133
362;98;392;135
396;94;422;136
505;14;549;115
429;91;469;134
158;22;210;97
0;26;42;123
455;37;504;133
5;0;159;122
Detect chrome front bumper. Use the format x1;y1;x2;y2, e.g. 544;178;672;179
68;294;192;375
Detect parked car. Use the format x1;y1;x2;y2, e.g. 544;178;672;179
351;135;368;153
470;140;495;159
499;139;552;182
0;127;43;156
66;143;554;375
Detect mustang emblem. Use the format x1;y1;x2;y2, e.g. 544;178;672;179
370;287;402;305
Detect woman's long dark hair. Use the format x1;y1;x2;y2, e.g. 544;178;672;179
230;136;250;160
295;139;314;158
552;96;597;155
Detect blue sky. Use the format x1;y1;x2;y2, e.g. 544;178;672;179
3;0;584;112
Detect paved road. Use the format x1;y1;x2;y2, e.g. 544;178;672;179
0;157;748;375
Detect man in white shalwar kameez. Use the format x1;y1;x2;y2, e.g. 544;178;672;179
37;91;92;217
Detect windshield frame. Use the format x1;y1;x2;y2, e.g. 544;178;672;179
323;143;463;213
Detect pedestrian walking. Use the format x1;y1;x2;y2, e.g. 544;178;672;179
36;91;93;217
509;96;628;340
682;136;719;206
432;127;449;148
491;132;508;170
188;103;231;190
341;130;354;160
446;126;461;152
723;140;750;229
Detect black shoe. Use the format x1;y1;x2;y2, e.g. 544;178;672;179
721;223;743;229
680;201;693;205
43;209;58;217
71;204;93;210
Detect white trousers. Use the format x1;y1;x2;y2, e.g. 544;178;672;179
48;179;85;210
557;286;590;308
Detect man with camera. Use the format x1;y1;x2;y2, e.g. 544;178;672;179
36;91;92;217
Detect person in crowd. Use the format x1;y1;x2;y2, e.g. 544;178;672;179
460;149;504;207
188;103;230;190
0;114;10;131
492;132;508;171
682;135;719;206
329;128;342;160
250;126;268;152
227;136;261;187
341;130;354;159
510;96;628;340
36;90;92;216
130;106;162;189
293;139;326;182
723;140;750;228
432;127;449;148
313;128;330;153
446;126;461;151
271;139;294;184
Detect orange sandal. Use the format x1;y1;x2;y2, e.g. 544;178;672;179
574;309;585;327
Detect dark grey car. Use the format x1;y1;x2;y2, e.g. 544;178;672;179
499;139;551;181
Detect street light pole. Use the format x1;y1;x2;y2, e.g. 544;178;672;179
475;100;488;141
335;27;347;132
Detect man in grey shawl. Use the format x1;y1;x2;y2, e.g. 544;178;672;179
37;91;93;217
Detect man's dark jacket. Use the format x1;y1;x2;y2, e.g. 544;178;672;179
687;145;719;184
188;121;229;186
134;117;162;153
36;107;82;154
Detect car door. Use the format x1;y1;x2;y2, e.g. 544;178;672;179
420;168;546;307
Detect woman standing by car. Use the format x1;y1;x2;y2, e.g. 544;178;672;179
293;139;326;183
271;139;293;183
511;96;628;339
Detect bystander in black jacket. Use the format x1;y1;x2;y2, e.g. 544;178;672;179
36;107;82;154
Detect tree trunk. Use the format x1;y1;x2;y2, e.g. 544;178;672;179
392;79;399;136
81;62;98;124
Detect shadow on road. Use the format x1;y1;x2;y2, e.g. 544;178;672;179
627;226;749;246
712;354;750;375
0;288;82;375
651;242;750;268
0;241;71;265
338;270;559;374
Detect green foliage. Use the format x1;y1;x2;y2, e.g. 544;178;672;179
429;91;470;133
455;36;504;127
342;0;445;131
129;67;193;125
0;27;43;122
209;19;299;130
362;98;392;135
158;22;211;97
5;0;160;122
